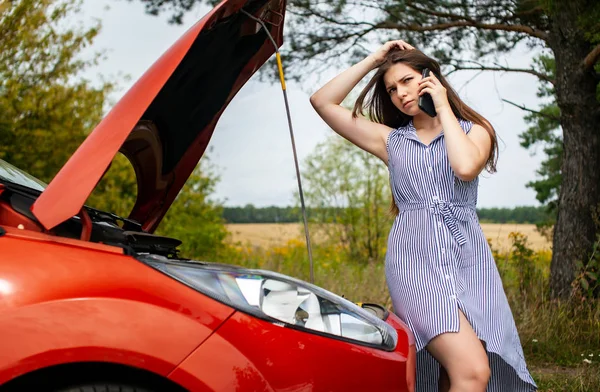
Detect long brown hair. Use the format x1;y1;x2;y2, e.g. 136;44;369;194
352;49;498;216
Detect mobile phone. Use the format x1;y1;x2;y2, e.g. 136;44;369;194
418;68;437;117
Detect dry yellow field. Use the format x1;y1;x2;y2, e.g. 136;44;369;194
225;222;551;252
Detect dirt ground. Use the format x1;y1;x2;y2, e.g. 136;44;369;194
225;222;551;252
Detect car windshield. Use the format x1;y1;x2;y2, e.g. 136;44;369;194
0;159;47;192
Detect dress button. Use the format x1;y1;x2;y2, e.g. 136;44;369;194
428;167;433;172
445;275;450;280
441;248;445;253
437;222;442;228
450;295;456;300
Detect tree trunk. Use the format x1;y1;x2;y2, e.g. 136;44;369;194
549;0;600;299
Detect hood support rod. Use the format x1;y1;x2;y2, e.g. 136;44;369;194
241;9;315;284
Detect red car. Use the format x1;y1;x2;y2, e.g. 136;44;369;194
0;0;415;391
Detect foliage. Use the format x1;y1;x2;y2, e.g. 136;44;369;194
223;204;553;224
156;157;229;259
223;204;301;223
518;53;561;216
126;0;208;24
506;232;543;298
0;0;113;182
476;206;552;224
300;135;393;263
87;153;138;218
0;0;229;256
572;235;600;299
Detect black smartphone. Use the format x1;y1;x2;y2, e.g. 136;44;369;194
418;68;437;117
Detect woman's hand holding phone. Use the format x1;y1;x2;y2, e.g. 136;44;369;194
418;69;450;117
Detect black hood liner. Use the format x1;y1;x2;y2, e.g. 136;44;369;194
142;1;270;174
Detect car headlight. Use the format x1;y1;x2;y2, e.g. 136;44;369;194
145;258;397;351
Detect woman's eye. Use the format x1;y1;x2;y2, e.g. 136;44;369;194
388;88;396;94
404;78;413;83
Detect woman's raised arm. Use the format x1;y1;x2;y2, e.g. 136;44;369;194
310;40;413;164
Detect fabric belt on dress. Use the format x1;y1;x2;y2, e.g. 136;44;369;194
397;200;475;246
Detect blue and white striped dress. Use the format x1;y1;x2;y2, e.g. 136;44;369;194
385;119;537;391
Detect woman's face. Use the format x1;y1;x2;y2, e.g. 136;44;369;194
383;63;423;116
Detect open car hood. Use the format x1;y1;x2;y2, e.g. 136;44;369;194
31;0;285;233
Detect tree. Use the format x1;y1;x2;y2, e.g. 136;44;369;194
1;0;228;256
0;0;142;221
301;135;393;263
0;0;113;182
514;53;562;238
87;153;138;218
156;158;229;259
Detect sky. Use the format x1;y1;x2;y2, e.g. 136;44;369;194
79;0;547;209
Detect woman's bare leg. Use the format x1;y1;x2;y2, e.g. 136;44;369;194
427;310;490;392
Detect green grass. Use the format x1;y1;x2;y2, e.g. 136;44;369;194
532;364;600;391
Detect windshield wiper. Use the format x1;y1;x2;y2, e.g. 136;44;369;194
84;207;142;231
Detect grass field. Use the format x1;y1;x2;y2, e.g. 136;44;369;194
225;222;551;251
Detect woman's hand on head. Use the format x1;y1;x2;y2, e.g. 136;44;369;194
368;40;414;67
418;72;451;112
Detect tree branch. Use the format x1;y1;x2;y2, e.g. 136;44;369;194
291;1;548;42
501;99;560;121
510;5;546;19
375;19;549;42
445;61;555;84
405;1;479;23
289;7;376;27
583;44;600;71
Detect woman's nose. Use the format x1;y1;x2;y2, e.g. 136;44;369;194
397;89;407;99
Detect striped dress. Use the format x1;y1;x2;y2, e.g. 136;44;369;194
385;119;537;391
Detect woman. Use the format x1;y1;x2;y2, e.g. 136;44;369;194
310;40;537;391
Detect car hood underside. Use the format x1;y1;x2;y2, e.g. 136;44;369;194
31;0;285;233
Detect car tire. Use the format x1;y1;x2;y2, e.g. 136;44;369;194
57;384;151;392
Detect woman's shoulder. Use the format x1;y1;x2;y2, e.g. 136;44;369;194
386;123;409;148
390;121;413;137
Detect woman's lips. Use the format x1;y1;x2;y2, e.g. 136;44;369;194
403;100;414;108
